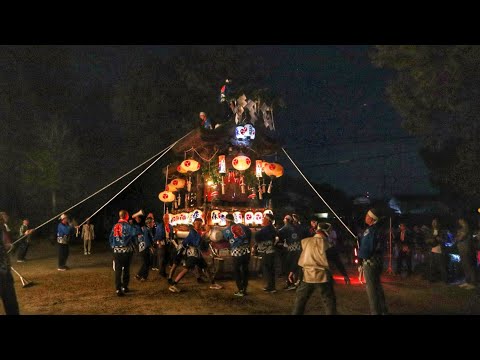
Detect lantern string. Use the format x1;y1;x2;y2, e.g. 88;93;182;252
281;147;358;241
193;147;219;162
8;130;194;251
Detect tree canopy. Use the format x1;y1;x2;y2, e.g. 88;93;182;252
371;45;480;205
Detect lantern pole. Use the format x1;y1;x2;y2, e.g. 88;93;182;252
164;164;169;215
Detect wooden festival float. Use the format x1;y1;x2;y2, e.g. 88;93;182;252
158;90;283;273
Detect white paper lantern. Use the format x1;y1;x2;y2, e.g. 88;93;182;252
254;212;263;226
244;211;255;226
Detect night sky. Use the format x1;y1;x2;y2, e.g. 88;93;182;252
255;45;434;198
70;45;435;199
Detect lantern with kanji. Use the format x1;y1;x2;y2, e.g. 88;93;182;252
210;210;221;225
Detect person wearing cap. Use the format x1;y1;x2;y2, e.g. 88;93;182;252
254;213;278;293
199;111;213;130
109;210;137;296
223;213;252;296
0;212;20;314
291;226;337;315
358;208;389;315
56;213;78;271
168;218;221;292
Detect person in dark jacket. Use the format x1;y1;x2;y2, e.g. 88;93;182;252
223;214;251;296
56;213;78;271
109;210;137;296
254;213;277;292
358;208;389;315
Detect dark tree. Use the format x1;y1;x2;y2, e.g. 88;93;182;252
371;45;480;208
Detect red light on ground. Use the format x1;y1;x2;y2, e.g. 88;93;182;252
354;259;358;264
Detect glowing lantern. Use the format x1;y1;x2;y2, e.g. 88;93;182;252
181;159;201;192
177;165;188;174
158;191;175;203
211;210;221;225
261;161;270;172
233;211;243;224
170;178;186;189
219;211;228;226
232;155;251;171
264;162;284;193
180;212;189;225
170;214;178;226
245;124;255;139
254;212;263;226
181;159;201;172
235;126;246;140
256;160;263;178
244;211;254;226
191;209;203;223
165;184;178;192
218;155;226;174
264;163;283;177
263;209;274;217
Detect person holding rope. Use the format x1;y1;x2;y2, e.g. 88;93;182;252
56;213;78;271
0;213;20;315
358;208;389;315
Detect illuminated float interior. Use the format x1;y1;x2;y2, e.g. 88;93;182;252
158;90;282;254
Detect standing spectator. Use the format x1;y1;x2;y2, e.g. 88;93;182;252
0;213;20;315
56;213;77;271
223;214;251;296
291;227;337;315
456;218;476;290
17;218;33;262
279;215;302;290
0;212;12;234
81;219;95;255
109;210;137;296
254;213;277;293
358;208;389;315
395;223;414;276
426;218;448;283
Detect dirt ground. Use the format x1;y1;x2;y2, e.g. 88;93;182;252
3;239;480;315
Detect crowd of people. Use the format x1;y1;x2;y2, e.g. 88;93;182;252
2;207;480;315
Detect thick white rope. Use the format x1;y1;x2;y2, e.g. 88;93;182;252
78;142;177;227
8;130;193;249
281;147;358;241
77;131;193;227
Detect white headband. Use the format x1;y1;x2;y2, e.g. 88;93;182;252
367;210;378;221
